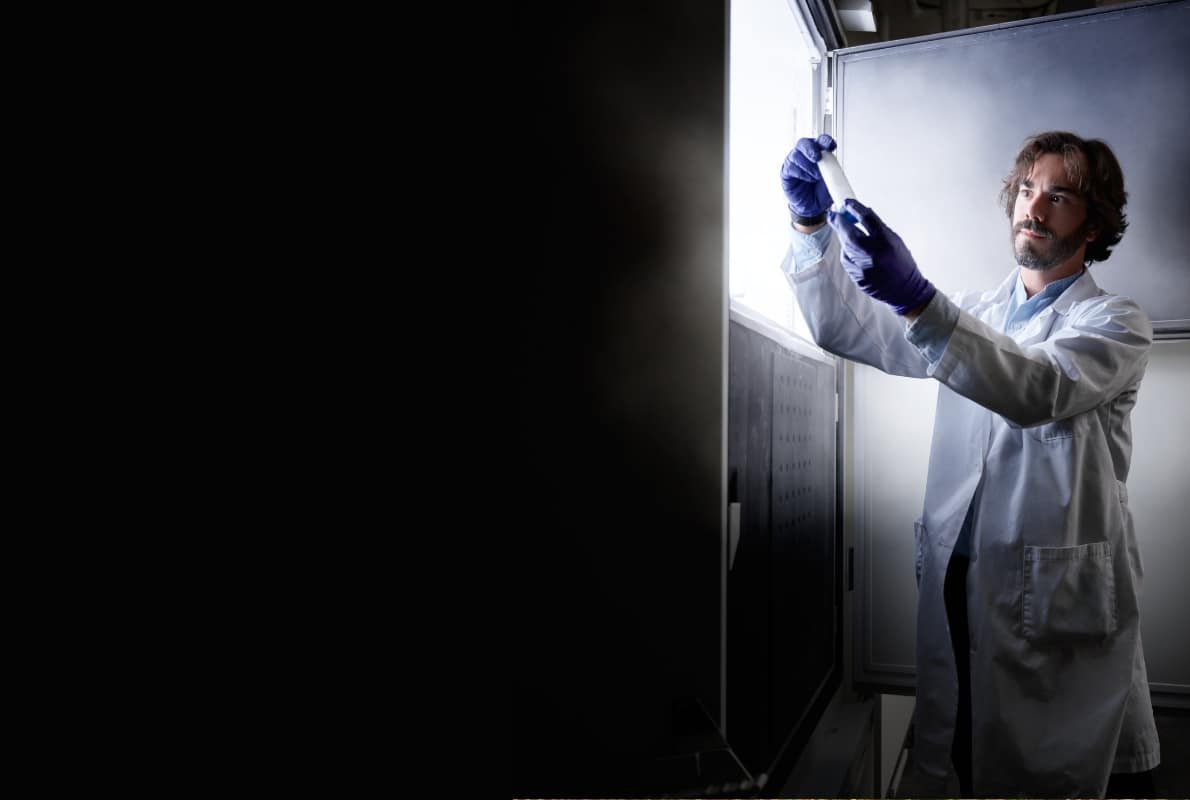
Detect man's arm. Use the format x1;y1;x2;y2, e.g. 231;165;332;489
785;226;935;379
912;292;1151;427
824;199;1151;424
780;138;936;378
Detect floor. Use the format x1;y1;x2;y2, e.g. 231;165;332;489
892;707;1190;798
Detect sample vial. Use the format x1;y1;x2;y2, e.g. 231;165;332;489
817;150;862;227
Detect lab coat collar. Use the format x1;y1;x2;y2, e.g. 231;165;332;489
1000;268;1097;344
975;270;1021;330
990;269;1018;304
1047;268;1098;316
997;267;1098;316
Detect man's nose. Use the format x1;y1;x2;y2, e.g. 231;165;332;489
1024;193;1047;220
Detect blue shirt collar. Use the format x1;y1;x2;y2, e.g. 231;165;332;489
1004;268;1085;332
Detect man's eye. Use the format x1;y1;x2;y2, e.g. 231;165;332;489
1050;195;1062;203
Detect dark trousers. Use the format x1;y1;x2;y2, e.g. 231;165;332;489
944;552;974;797
942;552;1158;799
1105;767;1158;798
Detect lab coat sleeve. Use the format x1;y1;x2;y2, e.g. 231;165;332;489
783;229;932;378
904;288;961;367
910;291;1152;427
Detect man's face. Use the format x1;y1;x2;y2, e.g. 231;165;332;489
1011;152;1097;272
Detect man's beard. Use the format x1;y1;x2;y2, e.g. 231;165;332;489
1013;219;1088;271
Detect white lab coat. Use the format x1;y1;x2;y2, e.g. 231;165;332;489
787;234;1161;797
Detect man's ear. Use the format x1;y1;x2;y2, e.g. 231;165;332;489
1085;224;1100;243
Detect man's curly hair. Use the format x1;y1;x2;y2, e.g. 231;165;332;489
999;131;1128;265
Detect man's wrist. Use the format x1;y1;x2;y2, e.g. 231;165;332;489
903;300;930;321
793;210;827;226
792;210;828;234
902;288;937;321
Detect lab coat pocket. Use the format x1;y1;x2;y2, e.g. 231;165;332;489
1022;541;1117;642
914;518;926;588
1024;412;1086;443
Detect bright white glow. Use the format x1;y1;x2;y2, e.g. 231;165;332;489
729;0;817;340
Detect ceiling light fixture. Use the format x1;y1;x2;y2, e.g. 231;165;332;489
836;0;877;32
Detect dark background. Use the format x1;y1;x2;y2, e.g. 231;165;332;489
508;1;729;796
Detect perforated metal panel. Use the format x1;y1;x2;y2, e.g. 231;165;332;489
770;351;837;751
772;353;832;549
727;305;839;777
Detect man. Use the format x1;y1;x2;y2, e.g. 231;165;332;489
779;131;1160;798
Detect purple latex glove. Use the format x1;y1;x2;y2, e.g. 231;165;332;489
828;199;936;316
780;134;837;219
